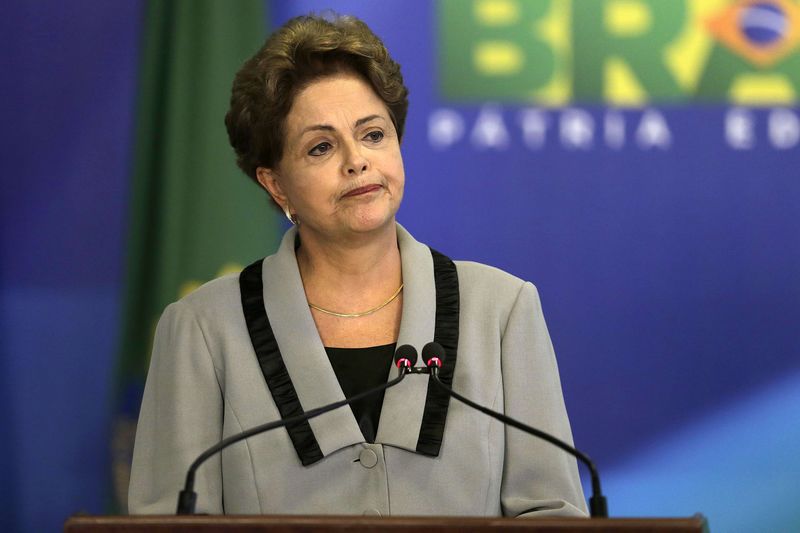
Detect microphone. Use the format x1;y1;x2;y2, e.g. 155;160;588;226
176;344;420;515
394;343;418;370
421;342;609;518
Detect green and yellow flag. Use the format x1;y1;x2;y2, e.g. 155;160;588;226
110;0;279;511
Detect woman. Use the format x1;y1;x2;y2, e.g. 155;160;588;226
129;14;587;517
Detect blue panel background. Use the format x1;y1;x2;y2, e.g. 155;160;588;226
1;1;141;530
1;1;798;531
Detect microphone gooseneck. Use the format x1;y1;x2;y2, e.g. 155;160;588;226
421;342;608;518
176;344;419;515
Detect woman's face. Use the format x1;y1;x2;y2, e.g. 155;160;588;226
258;74;405;242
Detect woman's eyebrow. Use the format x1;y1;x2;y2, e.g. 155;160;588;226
300;114;385;136
300;124;335;136
354;114;383;127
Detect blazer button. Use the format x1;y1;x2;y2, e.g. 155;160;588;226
358;448;378;468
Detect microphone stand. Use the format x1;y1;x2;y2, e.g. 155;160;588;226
429;368;608;518
176;367;420;514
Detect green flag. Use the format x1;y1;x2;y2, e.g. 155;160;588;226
110;0;278;511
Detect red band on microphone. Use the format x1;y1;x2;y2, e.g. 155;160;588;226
426;356;442;369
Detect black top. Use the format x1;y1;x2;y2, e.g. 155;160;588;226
324;343;396;443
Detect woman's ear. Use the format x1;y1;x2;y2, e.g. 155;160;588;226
256;167;297;224
256;167;288;210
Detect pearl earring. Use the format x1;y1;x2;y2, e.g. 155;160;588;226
284;206;297;225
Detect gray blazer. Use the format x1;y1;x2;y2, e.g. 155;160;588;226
129;224;587;517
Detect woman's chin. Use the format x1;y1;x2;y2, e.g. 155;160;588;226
345;203;398;233
347;214;396;235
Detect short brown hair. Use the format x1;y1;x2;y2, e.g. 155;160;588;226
225;14;409;182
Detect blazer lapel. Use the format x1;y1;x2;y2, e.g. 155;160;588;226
259;228;365;461
374;225;438;451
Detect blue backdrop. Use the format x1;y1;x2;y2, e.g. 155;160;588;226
2;1;798;531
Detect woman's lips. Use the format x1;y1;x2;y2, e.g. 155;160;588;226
342;184;382;197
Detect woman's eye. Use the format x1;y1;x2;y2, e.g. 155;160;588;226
365;131;384;143
308;142;332;156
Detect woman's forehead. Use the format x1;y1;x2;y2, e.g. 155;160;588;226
287;75;390;133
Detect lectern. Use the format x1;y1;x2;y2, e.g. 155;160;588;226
65;514;709;532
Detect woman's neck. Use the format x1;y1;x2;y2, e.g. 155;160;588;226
295;223;402;304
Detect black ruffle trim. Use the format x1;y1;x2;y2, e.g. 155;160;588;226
416;248;460;456
239;260;324;466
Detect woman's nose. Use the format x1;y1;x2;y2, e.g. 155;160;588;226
342;142;369;176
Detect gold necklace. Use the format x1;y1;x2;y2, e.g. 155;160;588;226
308;284;404;318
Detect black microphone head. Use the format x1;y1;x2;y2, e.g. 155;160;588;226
422;342;446;369
394;344;418;369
